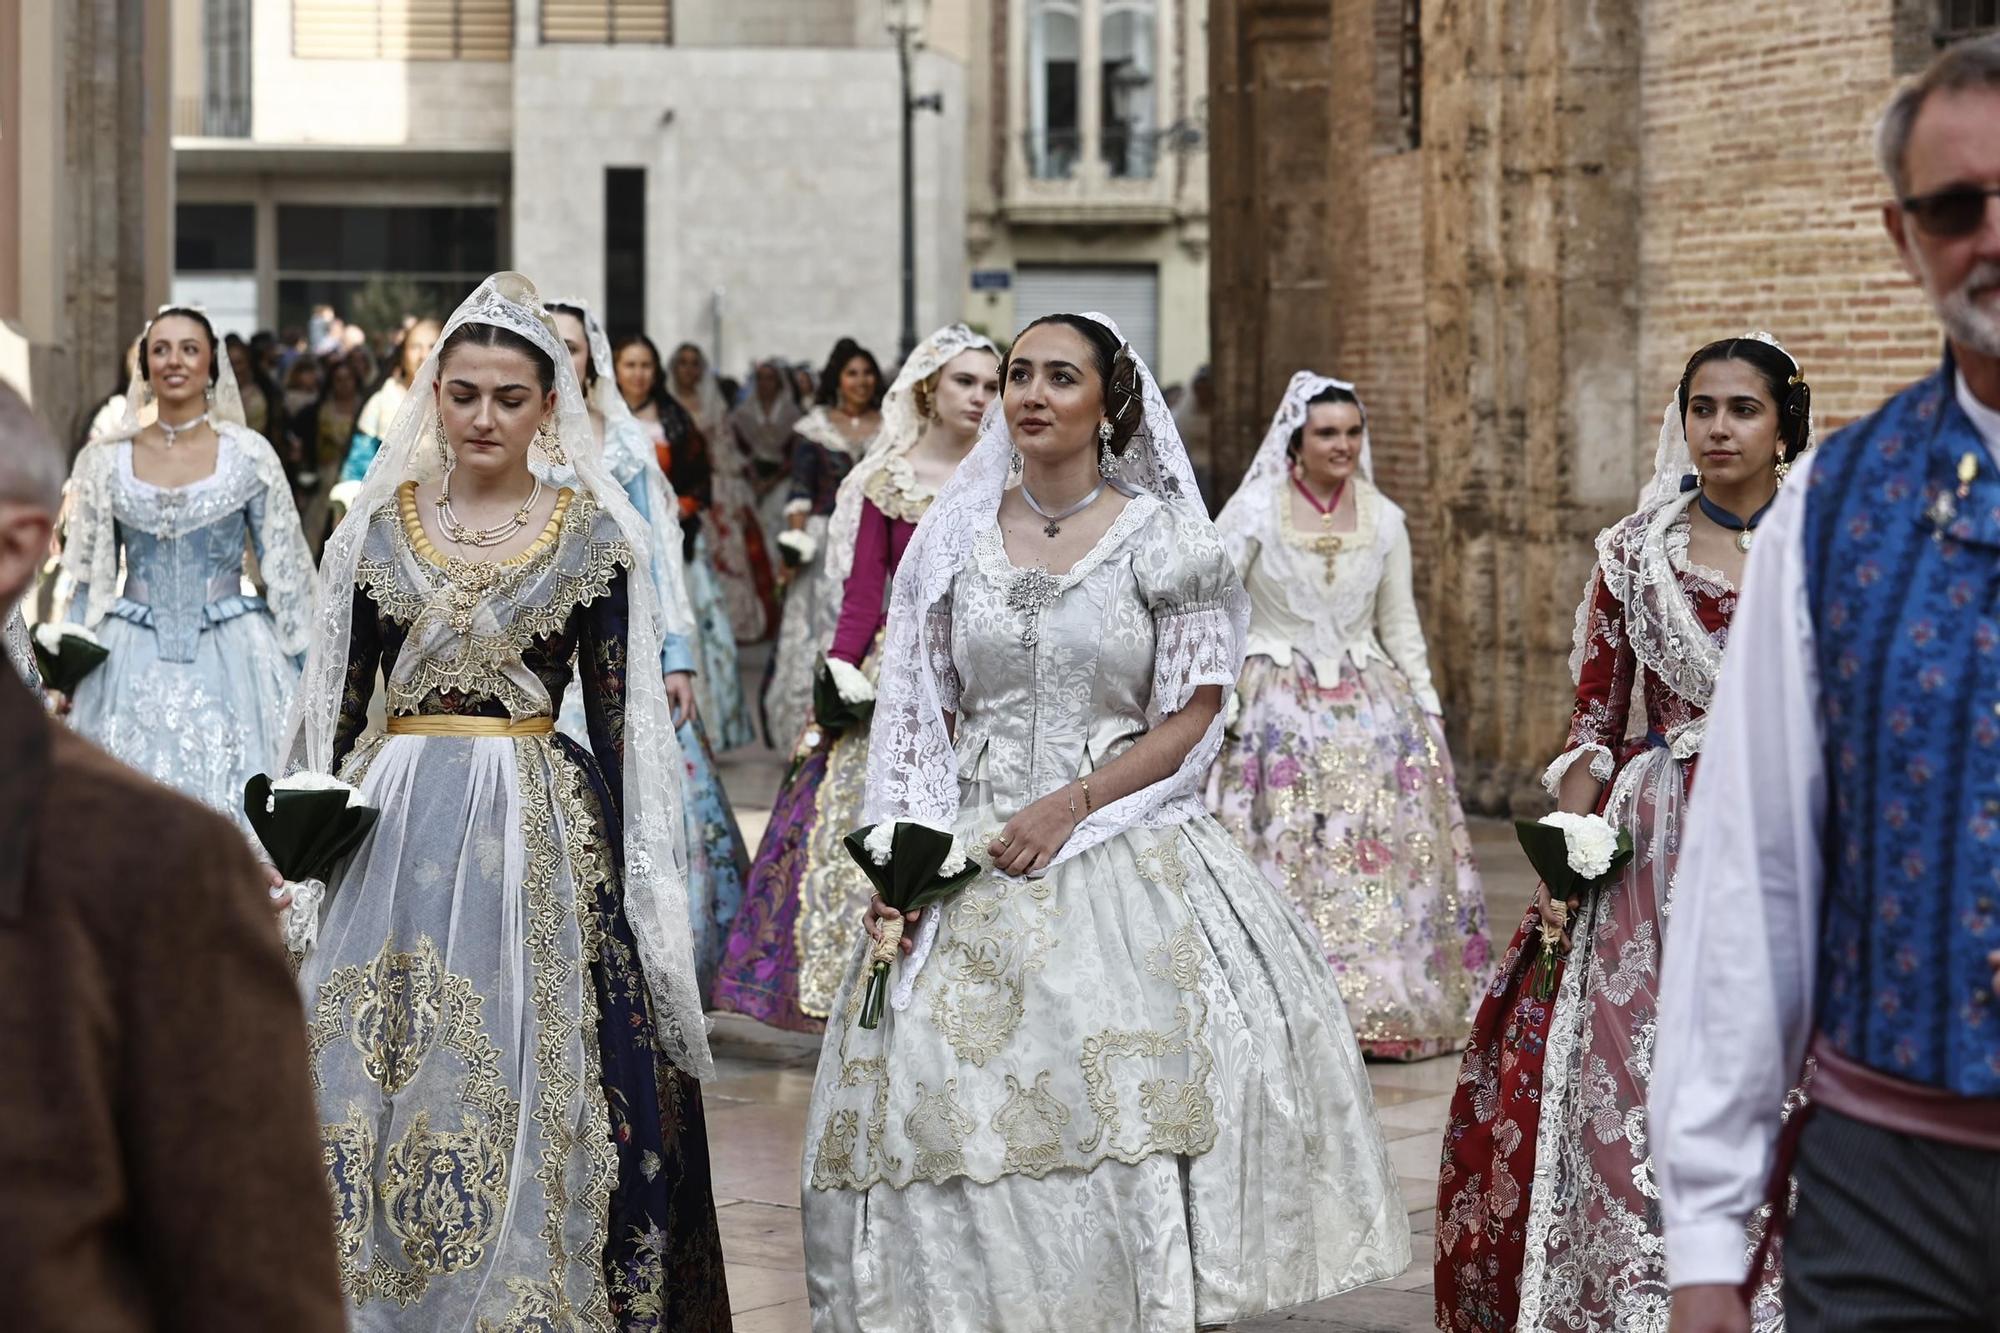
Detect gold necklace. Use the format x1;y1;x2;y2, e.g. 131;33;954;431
435;472;543;549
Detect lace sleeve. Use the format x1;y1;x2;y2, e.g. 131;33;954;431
924;595;960;715
1137;514;1241;719
1545;561;1633;795
240;428;320;658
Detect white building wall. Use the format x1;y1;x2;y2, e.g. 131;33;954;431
247;0;512;148
512;43;967;375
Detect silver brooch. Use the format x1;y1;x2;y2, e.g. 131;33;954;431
1005;568;1062;647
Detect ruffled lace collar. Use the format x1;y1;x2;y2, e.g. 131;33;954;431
1663;510;1737;596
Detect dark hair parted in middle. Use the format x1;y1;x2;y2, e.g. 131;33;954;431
1676;337;1812;464
1008;312;1146;457
437;320;558;396
1286;384;1364;461
139;307;222;386
815;338;885;410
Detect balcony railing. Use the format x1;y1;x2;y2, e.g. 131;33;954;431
1024;128;1084;180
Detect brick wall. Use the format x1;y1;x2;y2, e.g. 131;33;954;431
1636;0;1938;439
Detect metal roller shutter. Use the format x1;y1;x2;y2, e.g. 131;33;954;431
1011;264;1160;371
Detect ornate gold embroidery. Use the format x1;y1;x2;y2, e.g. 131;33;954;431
1137;1077;1216;1154
320;1106;376;1271
993;1071;1072;1175
811;1109;861;1190
794;719;874;1017
927;934;1026;1067
349;937;447;1095
904;1079;976;1182
476;1278;563;1333
383;1108;510;1276
517;740;617;1331
861;453;937;525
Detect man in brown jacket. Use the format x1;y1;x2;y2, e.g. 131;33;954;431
0;381;346;1331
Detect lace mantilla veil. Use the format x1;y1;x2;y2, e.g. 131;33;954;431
545;295;694;635
819;323;998;618
1214;369;1375;573
60;305;316;655
285;272;713;1079
866;313;1251;1005
1552;329;1814;783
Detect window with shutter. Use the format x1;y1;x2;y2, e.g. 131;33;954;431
539;1;674;45
1936;0;1999;45
291;0;514;61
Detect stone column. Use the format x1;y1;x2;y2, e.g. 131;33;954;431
1420;0;1641;809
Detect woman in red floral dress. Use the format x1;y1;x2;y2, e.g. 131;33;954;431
1434;336;1810;1333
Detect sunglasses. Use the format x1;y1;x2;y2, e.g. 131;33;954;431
1899;183;2000;239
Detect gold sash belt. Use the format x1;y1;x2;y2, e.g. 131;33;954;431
386;715;554;737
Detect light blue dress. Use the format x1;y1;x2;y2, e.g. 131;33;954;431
62;424;317;826
556;416;751;1001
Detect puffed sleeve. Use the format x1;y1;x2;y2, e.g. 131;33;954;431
1133;505;1243;723
1544;557;1635;795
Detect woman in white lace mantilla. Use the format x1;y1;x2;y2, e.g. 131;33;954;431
1207;373;1490;1060
58;306;316;828
1436;336;1809;1333
801;314;1408;1332
284;273;728;1331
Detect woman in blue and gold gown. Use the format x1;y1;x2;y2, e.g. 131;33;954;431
285;273;727;1331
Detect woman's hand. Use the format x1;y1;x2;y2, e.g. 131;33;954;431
1533;881;1580;953
1667;1286;1751;1333
664;671;697;728
988;786;1082;878
265;864;293;916
864;893;920;953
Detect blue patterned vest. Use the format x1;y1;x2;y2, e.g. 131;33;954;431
1803;356;2000;1095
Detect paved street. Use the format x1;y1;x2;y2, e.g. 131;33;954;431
704;731;1536;1332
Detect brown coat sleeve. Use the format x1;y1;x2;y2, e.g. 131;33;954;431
115;812;346;1331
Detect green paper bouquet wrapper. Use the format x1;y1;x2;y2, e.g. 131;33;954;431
29;624;109;696
842;820;983;1029
1513;815;1634;1000
813;654;876;737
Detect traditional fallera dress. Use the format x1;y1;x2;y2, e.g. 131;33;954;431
678;376;774;645
716;326;992;1032
287;273;726;1333
763;406;871;747
1435;461;1787;1332
727;381;802;544
802;321;1407;1332
61;419;315;828
1206;388;1488;1059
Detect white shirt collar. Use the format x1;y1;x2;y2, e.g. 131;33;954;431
1955;367;2000;462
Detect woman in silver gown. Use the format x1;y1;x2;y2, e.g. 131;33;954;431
801;313;1408;1332
60;306;316;826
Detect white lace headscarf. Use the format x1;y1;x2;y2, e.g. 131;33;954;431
61;306;316;653
819;324;998;618
544;296;694;636
285;271;712;1079
1214;370;1374;572
868;313;1251;995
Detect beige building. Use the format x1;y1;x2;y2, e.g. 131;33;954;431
170;0;1208;382
2;0;173;447
173;1;969;373
961;0;1210;383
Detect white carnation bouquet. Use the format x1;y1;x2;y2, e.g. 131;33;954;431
1514;810;1634;999
842;818;987;1029
29;622;108;696
812;652;876;736
776;528;819;569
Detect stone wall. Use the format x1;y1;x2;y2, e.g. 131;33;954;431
1209;0;1968;808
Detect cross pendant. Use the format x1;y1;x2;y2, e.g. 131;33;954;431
1043;519;1061;538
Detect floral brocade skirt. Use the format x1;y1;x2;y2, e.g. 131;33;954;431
1205;652;1490;1060
800;779;1411;1332
685;530;756;751
711;747;830;1034
305;729;728;1331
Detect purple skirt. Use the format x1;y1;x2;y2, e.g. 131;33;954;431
711;750;828;1033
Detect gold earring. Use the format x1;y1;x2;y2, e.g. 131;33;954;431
433;415;452;470
536;420;568;466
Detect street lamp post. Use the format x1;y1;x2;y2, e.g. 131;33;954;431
889;0;941;361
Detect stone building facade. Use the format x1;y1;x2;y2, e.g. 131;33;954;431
1210;0;1991;808
0;0;172;450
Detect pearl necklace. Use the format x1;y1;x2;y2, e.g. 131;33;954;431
435;474;544;549
156;412;211;448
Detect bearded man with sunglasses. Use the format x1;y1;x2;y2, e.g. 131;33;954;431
1650;32;2000;1333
